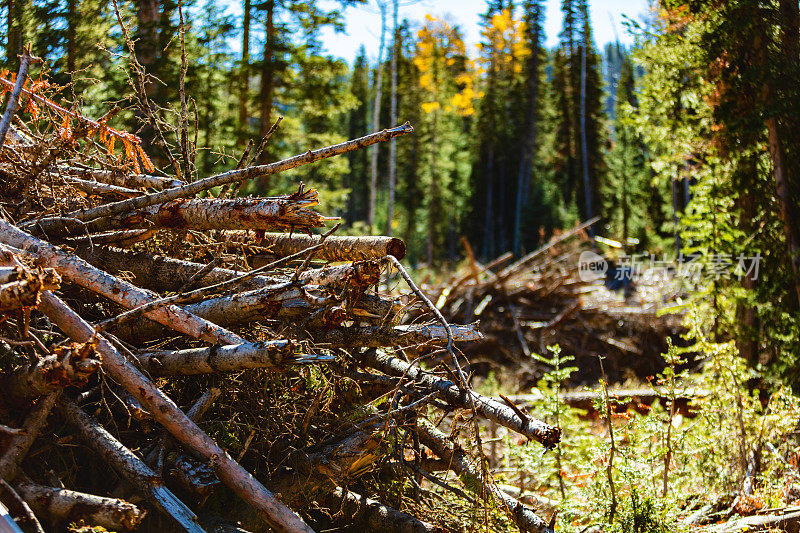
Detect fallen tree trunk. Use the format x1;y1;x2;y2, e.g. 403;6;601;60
58;398;205;533
14;478;146;531
0;225;244;345
231;232;406;262
38;292;315;533
360;349;560;448
75;245;381;294
415;418;552;533
142;340;333;376
111;289;398;342
309;322;483;348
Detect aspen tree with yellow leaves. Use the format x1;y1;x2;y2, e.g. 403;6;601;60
413;14;477;264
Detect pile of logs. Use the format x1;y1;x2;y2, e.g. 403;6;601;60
420;223;685;389
0;57;560;532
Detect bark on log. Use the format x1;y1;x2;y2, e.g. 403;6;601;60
323;487;440;533
14;478;146;531
134;197;328;231
142;340;331;377
2;341;100;399
415;418;552;533
0;392;61;482
38;293;315;533
0;266;24;284
0;225;243;345
112;288;397;342
59;166;184;190
309;322;483;348
75;246;381;294
360;349;560;447
234;232;406;262
58;398;205;533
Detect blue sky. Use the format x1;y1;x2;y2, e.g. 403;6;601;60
316;0;652;63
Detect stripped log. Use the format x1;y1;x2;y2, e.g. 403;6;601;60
0;393;61;482
58;398;205;533
310;322;483;348
142;340;334;376
415;418;552;533
38;293;315;533
14;478;146;531
228;232;406;262
0;224;244;345
322;487;440;533
360;349;561;448
2;341;100;399
59;166;185;190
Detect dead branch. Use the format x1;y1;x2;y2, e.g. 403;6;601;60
415;418;553;533
14;477;146;531
37;123;414;225
361;349;561;447
63;176;141;198
58;165;185;190
0;48;36;152
323;487;440;533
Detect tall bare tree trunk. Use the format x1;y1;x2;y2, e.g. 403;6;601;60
368;0;387;230
258;0;275;165
579;41;592;235
6;0;24;68
766;117;800;304
513;2;542;255
238;0;251;141
134;0;160;96
386;0;398;236
66;0;76;73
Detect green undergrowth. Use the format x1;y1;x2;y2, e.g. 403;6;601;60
459;303;800;532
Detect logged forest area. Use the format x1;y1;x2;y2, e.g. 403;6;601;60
0;0;800;532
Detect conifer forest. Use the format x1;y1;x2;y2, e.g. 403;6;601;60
0;0;800;531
